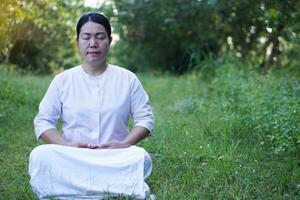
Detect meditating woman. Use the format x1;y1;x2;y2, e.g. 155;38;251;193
28;12;154;199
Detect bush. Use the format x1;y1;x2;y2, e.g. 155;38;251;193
0;71;26;126
170;63;300;155
208;66;300;155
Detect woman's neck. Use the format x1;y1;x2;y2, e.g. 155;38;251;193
83;61;108;76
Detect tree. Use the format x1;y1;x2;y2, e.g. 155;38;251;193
112;0;300;73
0;0;87;73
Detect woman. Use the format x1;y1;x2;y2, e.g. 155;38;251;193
29;12;154;199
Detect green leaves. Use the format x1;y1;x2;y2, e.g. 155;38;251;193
0;0;88;73
1;0;300;73
112;0;300;73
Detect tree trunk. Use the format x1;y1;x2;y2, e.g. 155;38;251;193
260;24;284;71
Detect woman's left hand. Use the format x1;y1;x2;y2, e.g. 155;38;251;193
95;127;149;149
96;141;130;149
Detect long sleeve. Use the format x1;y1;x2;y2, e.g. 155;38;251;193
33;65;154;144
34;76;62;139
130;75;154;134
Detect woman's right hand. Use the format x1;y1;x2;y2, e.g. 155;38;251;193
41;129;99;149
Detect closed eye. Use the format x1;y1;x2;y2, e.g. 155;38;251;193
96;33;106;39
81;33;90;40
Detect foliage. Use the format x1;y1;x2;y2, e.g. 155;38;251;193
205;66;299;155
147;63;299;198
0;61;299;199
0;67;26;126
0;0;114;74
112;0;300;73
1;1;299;74
0;0;80;73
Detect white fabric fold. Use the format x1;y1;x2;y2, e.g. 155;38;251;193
29;144;152;199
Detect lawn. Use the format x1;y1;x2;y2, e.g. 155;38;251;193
0;65;299;199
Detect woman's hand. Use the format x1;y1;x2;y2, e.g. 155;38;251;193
40;129;98;148
96;141;130;149
68;141;96;148
95;126;150;149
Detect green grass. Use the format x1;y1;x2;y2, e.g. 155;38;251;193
0;64;299;199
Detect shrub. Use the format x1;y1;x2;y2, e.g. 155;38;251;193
207;66;300;155
0;73;26;126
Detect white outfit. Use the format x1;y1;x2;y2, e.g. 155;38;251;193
34;64;154;143
29;145;152;199
29;64;154;199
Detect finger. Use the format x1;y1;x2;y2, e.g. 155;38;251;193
88;144;99;149
98;143;111;149
78;143;89;148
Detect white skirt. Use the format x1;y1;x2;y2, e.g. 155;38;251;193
28;144;152;199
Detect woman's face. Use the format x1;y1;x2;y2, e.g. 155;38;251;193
77;21;111;67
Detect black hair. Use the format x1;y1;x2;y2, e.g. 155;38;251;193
76;12;111;39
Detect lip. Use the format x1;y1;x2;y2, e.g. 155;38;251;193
87;51;101;55
87;52;101;57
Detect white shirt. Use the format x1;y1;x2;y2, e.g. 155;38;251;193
34;64;154;144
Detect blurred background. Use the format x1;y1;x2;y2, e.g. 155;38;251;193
0;0;299;74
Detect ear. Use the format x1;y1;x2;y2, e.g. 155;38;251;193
76;37;79;44
109;36;112;45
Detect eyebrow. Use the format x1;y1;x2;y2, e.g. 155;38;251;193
80;32;106;35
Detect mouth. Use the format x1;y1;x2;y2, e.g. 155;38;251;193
87;52;101;56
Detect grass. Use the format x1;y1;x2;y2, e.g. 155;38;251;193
0;64;299;199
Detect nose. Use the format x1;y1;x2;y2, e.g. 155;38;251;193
89;37;98;48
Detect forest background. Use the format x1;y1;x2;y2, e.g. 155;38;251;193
0;0;299;199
